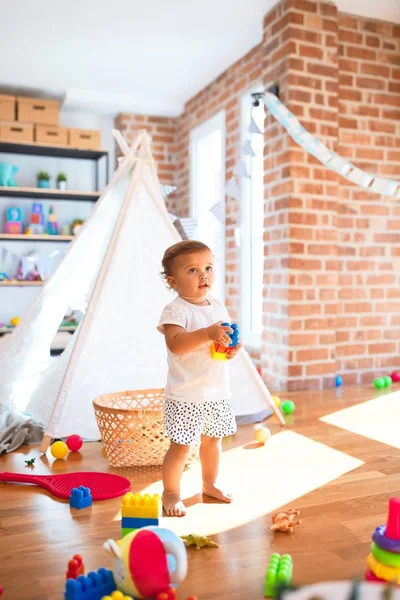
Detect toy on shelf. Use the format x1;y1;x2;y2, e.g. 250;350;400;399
51;440;69;459
70;486;92;510
281;400;295;415
211;322;239;361
27;202;45;235
64;568;115;600
121;492;161;538
5;207;23;234
8;166;18;187
0;162;18;186
366;497;400;585
254;425;271;444
0;273;10;282
335;375;343;387
72;219;84;235
264;553;293;597
10;317;20;327
67;435;83;452
270;509;301;533
47;204;59;235
181;534;218;550
374;376;392;390
104;527;187;599
66;554;85;580
391;371;400;383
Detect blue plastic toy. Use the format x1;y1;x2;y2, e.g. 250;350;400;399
64;568;115;600
222;322;239;347
211;322;240;361
70;486;92;509
335;375;343;387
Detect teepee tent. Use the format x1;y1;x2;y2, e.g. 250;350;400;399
0;131;283;448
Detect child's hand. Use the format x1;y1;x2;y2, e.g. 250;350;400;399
207;321;233;346
226;342;243;359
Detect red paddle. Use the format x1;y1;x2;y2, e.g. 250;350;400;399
0;471;130;500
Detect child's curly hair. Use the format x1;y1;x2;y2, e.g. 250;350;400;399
161;240;212;288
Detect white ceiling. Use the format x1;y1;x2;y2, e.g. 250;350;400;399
1;0;399;117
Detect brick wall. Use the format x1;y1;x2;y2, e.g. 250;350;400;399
114;113;179;214
115;0;399;390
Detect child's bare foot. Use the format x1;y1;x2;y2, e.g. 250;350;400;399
162;493;187;517
202;483;233;503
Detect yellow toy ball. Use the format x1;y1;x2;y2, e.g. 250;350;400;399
254;426;271;444
272;395;281;407
50;440;69;459
10;317;20;327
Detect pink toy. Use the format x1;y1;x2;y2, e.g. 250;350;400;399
66;435;83;452
391;371;400;383
365;568;385;583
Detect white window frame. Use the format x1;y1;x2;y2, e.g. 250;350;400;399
189;110;226;301
240;85;264;348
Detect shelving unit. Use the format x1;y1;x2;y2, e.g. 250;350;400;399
0;281;44;286
0;233;74;242
0;325;76;334
0;186;100;202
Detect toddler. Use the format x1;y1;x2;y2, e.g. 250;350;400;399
158;240;241;517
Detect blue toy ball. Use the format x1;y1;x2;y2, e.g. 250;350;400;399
335;375;343;387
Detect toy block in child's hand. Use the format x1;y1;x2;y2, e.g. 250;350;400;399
211;322;240;360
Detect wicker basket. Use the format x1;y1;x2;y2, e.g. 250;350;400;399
93;389;198;467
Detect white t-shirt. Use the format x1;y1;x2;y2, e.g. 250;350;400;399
158;295;231;403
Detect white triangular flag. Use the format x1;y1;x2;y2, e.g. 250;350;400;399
21;256;30;279
370;177;398;197
234;160;250;179
167;212;178;222
225;177;240;201
160;184;177;198
210;201;224;224
178;217;197;239
248;116;263;135
1;246;8;266
242;139;256;157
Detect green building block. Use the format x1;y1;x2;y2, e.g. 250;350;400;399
121;527;137;538
264;553;293;597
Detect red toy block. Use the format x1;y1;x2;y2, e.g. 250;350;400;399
386;497;400;540
66;554;85;580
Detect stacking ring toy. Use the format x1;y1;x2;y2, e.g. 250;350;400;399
365;568;385;583
372;526;400;553
371;541;400;568
366;553;400;584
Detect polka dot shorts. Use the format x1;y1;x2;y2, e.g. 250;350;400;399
164;398;237;445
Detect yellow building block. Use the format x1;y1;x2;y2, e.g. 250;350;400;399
210;342;228;361
121;492;161;519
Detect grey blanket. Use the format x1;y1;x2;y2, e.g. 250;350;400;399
0;404;44;454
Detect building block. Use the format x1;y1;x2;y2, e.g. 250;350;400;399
66;554;85;579
121;527;137;538
101;592;133;600
264;553;293;597
121;492;161;519
64;568;115;600
210;323;239;361
121;516;159;529
70;486;92;509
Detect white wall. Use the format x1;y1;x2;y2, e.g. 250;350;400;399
0;110;116;325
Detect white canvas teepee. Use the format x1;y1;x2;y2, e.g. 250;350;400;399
0;131;282;444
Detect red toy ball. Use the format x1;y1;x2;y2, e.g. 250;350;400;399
391;371;400;383
66;434;83;452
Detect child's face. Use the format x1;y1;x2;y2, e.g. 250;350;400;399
167;250;215;300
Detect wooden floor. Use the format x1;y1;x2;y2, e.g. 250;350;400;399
1;384;400;599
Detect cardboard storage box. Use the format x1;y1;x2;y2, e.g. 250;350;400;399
17;96;59;125
0;94;15;121
0;121;34;143
35;124;68;146
69;128;101;150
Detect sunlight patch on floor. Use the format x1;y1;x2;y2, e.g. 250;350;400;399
320;389;400;449
139;430;363;537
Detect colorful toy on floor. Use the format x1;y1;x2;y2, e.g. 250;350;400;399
270;509;301;533
335;375;343;387
181;534;219;550
101;593;133;600
70;486;92;509
391;372;400;383
121;492;161;538
67;435;83;452
211;322;239;361
104;526;187;598
5;207;23;234
155;589;198;600
374;376;392;390
264;553;293;597
281;400;295;415
24;458;36;467
254;425;271;444
0;471;130;500
66;555;85;579
365;497;400;585
272;396;281;407
51;440;69;459
64;568;115;600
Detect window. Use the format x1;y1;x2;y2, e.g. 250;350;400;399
190;111;226;301
240;90;265;347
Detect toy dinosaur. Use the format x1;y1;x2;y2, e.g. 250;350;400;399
24;458;36;467
269;508;301;533
181;534;219;550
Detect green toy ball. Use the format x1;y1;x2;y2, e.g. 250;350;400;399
281;400;295;415
374;377;385;390
383;375;392;387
